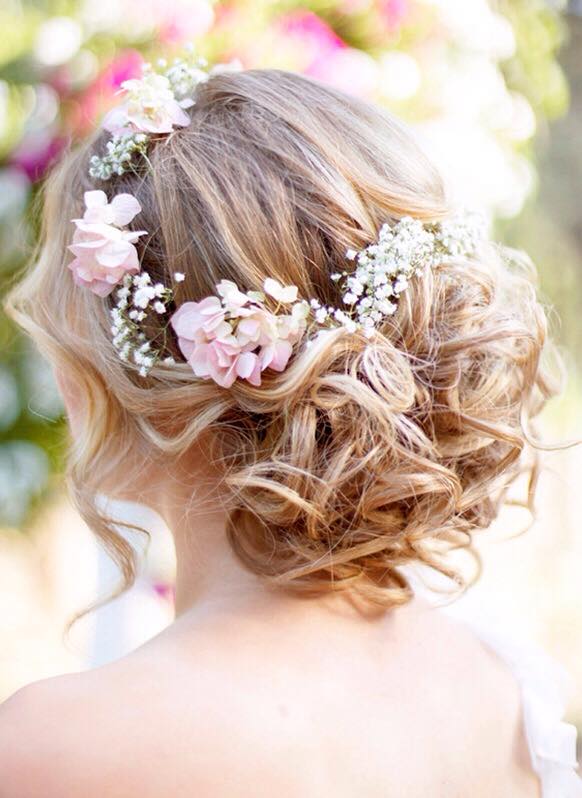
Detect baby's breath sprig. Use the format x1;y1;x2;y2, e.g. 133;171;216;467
312;212;486;337
110;271;185;377
162;50;212;102
89;132;149;180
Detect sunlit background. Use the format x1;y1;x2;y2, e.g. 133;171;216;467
1;0;581;740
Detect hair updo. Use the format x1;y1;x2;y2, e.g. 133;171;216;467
5;68;562;613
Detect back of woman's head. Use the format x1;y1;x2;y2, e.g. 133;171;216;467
5;67;561;610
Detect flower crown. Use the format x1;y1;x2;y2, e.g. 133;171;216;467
89;47;241;180
68;50;487;386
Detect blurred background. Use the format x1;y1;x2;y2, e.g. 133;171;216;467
1;0;581;740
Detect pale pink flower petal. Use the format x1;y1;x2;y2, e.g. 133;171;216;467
261;339;293;372
109;193;142;226
189;344;212;375
171;298;223;336
236;317;262;344
235;351;259;379
95;239;137;268
102;106;131;135
84;190;108;210
246;357;263;386
263;277;298;304
216;279;250;311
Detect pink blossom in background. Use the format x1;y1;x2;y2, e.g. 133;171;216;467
276;10;378;97
379;0;409;31
309;47;379;97
154;0;215;43
70;50;144;134
10;132;67;182
278;10;345;71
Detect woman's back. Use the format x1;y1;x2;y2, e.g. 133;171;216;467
0;595;544;797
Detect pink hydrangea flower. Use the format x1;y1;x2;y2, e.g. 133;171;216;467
68;190;147;296
102;72;192;135
170;278;309;387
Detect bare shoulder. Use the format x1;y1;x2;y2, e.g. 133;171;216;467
0;672;88;798
0;646;268;798
0;667;132;798
409;602;540;796
0;659;212;798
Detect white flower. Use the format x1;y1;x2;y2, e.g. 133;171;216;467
103;72;191;135
263;277;298;304
346;276;364;293
133;285;156;308
216;279;250;312
134;273;151;288
393;276;409;294
174;272;185;282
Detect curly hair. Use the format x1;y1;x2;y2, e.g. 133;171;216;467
5;68;564;616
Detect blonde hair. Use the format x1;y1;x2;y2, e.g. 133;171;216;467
5;68;565;615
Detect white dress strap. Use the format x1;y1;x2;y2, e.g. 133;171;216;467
439;604;582;797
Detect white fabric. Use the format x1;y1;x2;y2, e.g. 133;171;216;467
438;604;582;797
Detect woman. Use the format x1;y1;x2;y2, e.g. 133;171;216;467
1;57;580;796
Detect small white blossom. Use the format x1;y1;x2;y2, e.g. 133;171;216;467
133;285;156;308
134;273;152;288
174;272;185;282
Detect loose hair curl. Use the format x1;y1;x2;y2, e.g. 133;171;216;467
5;68;565;615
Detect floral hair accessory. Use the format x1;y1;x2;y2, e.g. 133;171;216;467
321;213;487;334
69;170;486;382
170;279;310;388
159;212;485;386
68;190;147;296
89;48;242;181
110;271;184;376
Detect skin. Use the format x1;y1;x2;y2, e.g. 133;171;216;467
0;374;541;797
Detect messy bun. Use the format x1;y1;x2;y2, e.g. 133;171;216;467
5;68;562;613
